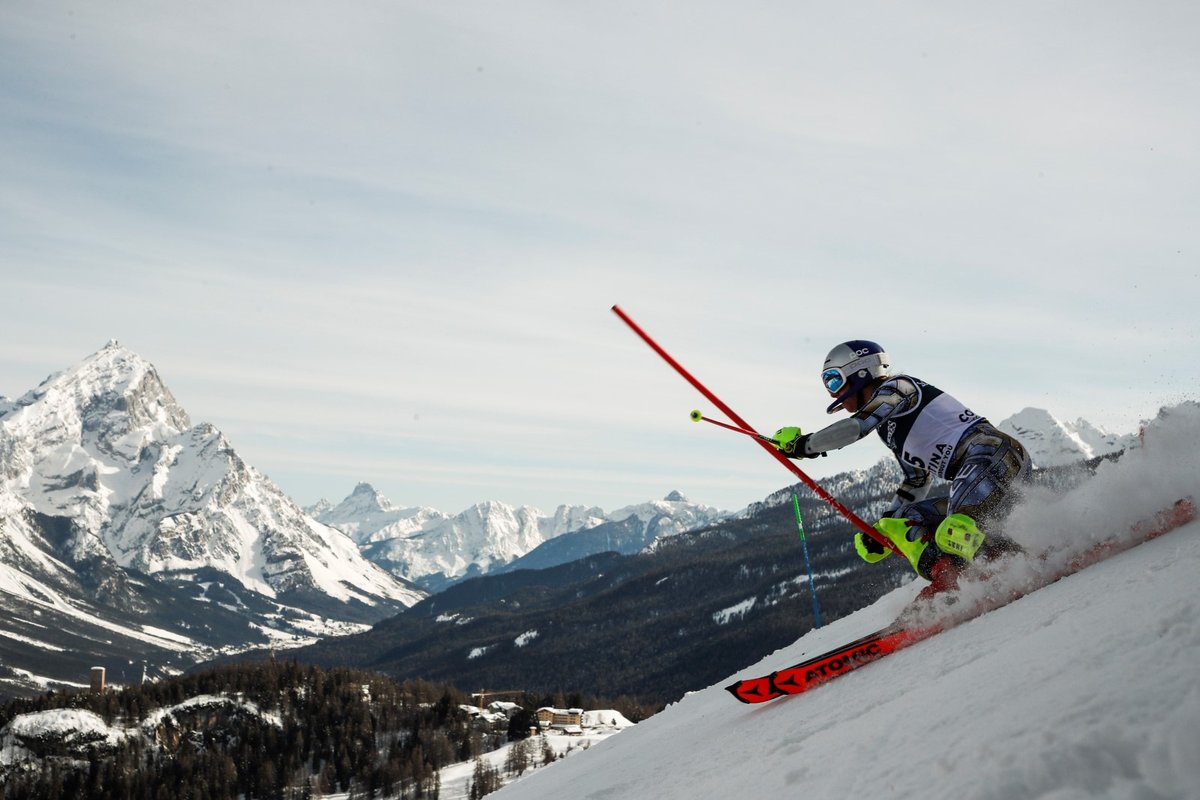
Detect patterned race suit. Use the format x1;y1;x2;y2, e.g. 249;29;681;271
802;375;1032;557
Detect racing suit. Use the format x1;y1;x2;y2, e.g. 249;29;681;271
799;375;1032;563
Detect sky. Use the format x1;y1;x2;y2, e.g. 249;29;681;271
1;2;1197;515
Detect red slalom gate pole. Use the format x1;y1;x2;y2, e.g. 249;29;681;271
611;304;901;557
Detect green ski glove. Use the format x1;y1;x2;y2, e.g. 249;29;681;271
773;427;803;453
773;427;824;458
871;517;930;575
854;532;889;563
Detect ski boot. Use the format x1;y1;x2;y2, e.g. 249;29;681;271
910;514;982;598
934;513;985;560
859;517;961;596
863;513;992;593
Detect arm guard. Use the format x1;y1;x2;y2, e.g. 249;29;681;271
800;377;921;457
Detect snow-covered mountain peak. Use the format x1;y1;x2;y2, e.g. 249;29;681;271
316;485;446;545
348;497;613;588
34;341;180;412
0;346;423;622
594;493;726;557
608;492;722;525
328;482;396;518
305;498;333;517
541;503;607;538
997;406;1136;467
3;342;191;470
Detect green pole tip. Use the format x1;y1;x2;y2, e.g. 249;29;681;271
690;410;703;422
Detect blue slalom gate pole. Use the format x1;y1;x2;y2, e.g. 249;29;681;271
793;494;822;628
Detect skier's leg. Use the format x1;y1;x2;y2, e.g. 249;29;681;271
947;430;1033;561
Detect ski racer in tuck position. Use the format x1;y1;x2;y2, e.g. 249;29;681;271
774;341;1032;590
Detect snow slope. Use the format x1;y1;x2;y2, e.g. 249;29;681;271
436;716;634;800
496;403;1200;800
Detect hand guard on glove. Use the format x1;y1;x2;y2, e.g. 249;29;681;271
853;531;889;563
772;427;824;459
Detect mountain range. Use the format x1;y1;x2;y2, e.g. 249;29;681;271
309;483;726;592
0;343;1143;698
307;402;1136;591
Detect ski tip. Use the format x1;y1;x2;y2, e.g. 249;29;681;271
725;676;781;704
724;682;752;704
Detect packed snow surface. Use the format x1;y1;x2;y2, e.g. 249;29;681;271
496;403;1200;800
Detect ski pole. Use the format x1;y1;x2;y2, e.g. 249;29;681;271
793;494;822;628
611;304;901;557
690;410;780;445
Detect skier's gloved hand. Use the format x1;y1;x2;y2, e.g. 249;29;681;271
854;532;889;564
871;517;930;575
772;427;803;453
772;427;824;458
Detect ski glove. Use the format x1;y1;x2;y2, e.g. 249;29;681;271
772;427;824;458
869;517;933;575
853;531;889;564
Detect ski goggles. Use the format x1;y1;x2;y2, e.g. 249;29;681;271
821;368;847;394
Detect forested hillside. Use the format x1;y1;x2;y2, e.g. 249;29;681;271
0;661;650;800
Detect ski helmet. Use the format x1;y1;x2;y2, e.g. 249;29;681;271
821;340;891;413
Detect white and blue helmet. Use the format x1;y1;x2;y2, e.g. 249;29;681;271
822;340;891;413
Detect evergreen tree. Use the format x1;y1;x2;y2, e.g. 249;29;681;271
503;739;530;777
467;757;502;799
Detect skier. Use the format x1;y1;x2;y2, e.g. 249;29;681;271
773;340;1032;589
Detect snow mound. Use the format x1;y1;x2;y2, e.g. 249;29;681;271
581;710;635;731
0;709;128;764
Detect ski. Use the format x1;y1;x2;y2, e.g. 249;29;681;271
726;497;1196;704
727;624;939;703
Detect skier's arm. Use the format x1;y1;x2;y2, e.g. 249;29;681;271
774;416;871;458
887;461;933;515
801;418;861;453
791;378;918;457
